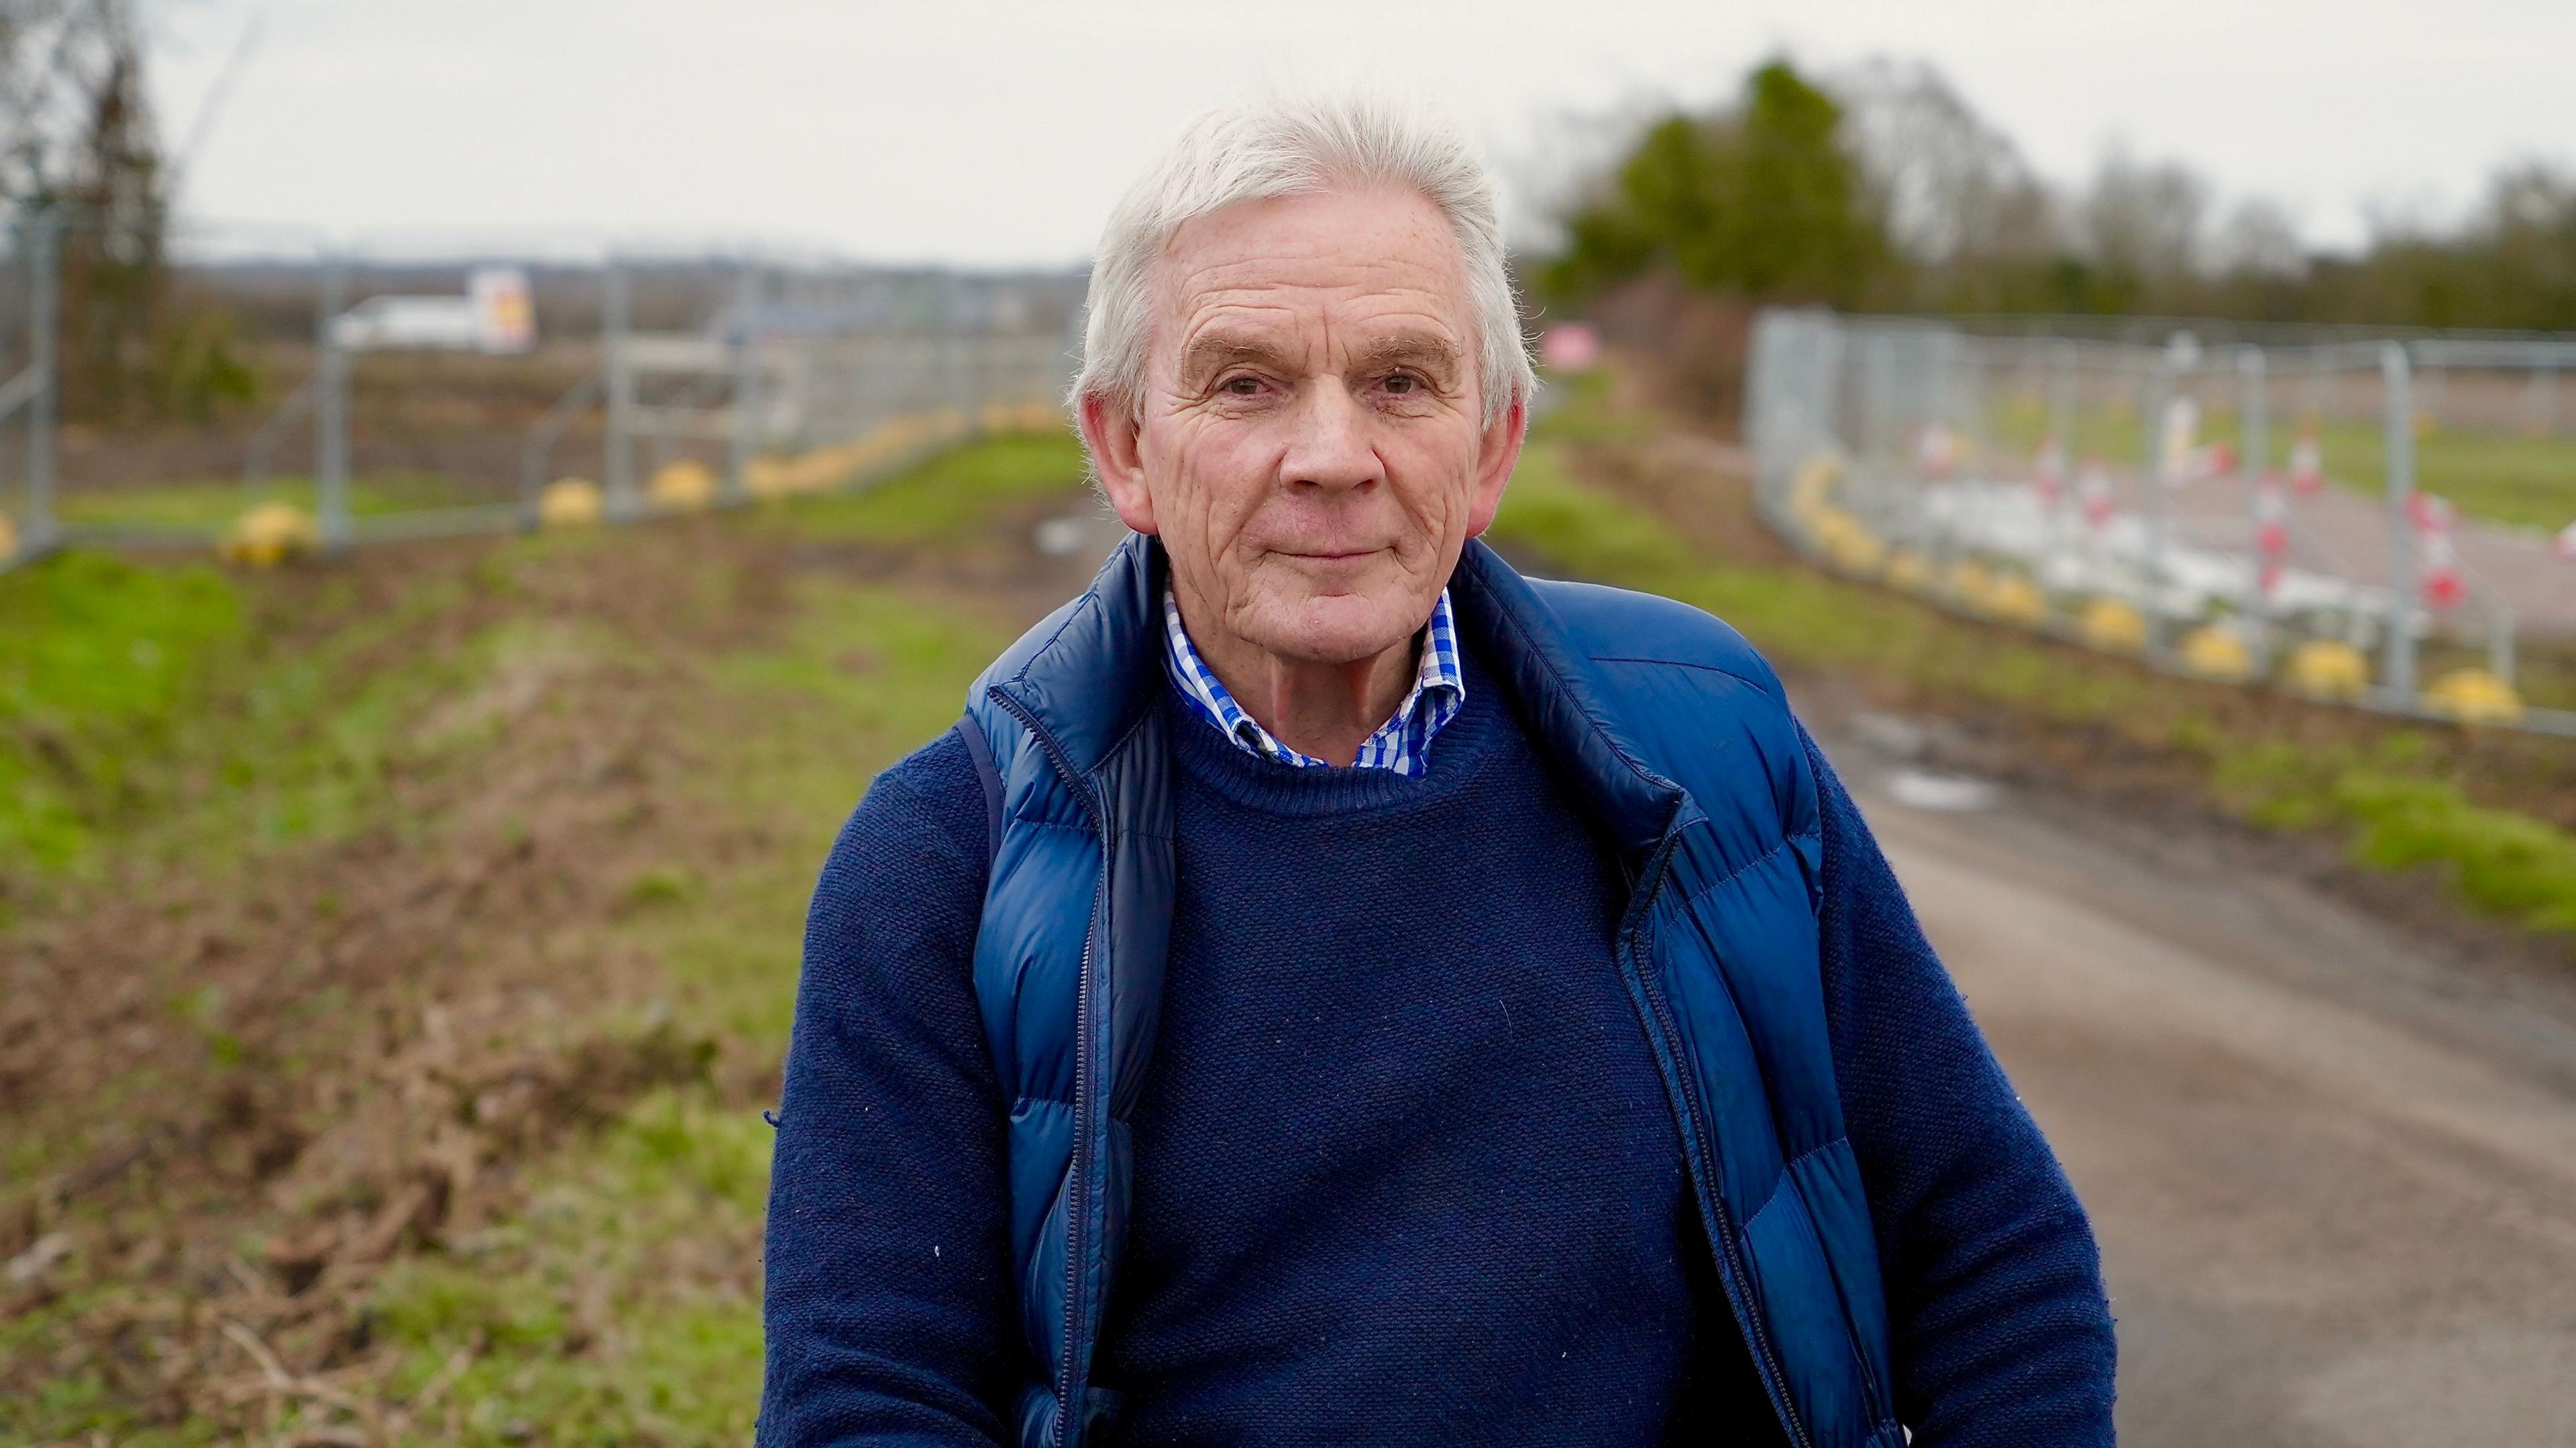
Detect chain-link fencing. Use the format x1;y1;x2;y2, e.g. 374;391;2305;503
1747;308;2576;735
0;212;1083;569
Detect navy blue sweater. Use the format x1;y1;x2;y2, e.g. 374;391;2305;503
760;650;2114;1446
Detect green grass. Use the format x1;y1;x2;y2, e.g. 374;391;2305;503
2219;738;2576;932
2295;421;2576;533
0;550;553;888
1490;439;2576;935
366;1089;776;1447
0;551;246;870
770;429;1090;543
54;471;501;533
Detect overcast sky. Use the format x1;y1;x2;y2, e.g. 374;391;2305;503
150;0;2576;265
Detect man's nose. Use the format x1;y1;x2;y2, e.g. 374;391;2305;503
1279;382;1382;494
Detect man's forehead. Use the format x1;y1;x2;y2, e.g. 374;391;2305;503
1155;188;1471;338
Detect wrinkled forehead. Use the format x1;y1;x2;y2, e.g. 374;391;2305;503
1148;184;1476;367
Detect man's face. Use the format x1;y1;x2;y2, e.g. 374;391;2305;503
1084;186;1523;666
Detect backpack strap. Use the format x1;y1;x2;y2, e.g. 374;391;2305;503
951;715;1005;868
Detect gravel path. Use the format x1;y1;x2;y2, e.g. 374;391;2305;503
1846;753;2576;1447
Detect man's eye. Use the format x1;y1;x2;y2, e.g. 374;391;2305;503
1383;373;1419;395
1222;376;1262;396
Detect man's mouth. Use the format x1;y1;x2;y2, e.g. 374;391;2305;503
1274;547;1384;562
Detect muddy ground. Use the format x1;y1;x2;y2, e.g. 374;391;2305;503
1;456;1114;1443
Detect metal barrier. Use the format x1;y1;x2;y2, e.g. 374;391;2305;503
0;213;60;560
0;214;1083;569
1746;308;2576;734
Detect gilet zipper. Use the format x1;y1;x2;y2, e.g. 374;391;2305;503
989;691;1109;1448
1621;840;1819;1448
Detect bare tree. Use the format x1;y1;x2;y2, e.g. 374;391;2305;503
2076;144;2208;286
3;1;153;209
1837;58;2057;272
2206;198;2306;280
2;0;171;419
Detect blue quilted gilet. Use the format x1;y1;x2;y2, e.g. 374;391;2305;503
962;533;1902;1448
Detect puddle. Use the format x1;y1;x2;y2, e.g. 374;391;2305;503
1849;711;1933;761
1032;516;1095;557
1884;767;1998;812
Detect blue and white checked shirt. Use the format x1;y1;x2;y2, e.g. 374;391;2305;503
1161;586;1464;777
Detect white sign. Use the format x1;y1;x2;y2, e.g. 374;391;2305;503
470;267;534;352
329;266;536;354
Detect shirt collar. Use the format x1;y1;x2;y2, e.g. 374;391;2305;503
1160;585;1464;777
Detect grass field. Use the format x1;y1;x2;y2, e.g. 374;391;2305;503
5;408;2571;1447
1984;392;2576;531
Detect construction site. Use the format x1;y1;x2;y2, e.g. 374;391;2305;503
5;4;2575;1446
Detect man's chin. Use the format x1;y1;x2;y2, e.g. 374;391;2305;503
1244;594;1426;668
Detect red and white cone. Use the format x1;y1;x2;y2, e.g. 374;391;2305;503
2255;471;2290;566
2034;434;2066;506
2288;432;2323;496
2409;492;2463;609
2078;460;2116;527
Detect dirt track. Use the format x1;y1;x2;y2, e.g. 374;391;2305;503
1834;742;2576;1447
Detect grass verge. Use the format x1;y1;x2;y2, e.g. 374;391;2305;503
1;428;1089;1446
1493;423;2576;940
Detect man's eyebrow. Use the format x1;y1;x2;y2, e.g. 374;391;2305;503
1355;334;1462;374
1177;333;1293;384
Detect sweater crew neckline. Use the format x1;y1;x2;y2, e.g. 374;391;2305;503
1167;643;1506;820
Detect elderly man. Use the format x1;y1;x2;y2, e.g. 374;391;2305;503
761;94;2115;1448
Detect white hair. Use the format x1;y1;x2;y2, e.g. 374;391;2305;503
1069;89;1536;431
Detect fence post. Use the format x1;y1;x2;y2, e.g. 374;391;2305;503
2143;353;2171;599
2380;342;2416;700
603;256;636;521
2047;340;2077;568
25;208;60;552
2237;346;2268;630
1960;338;1988;481
315;254;352;555
2047;340;2077;457
727;256;757;506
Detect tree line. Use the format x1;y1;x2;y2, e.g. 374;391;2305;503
1540;58;2576;334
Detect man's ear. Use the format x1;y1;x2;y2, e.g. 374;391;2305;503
1080;392;1157;535
1463;394;1527;538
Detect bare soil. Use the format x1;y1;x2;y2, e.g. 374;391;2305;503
0;494;1100;1436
